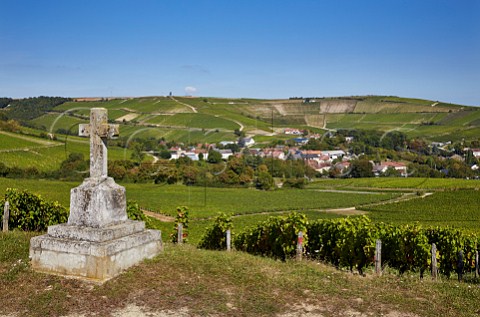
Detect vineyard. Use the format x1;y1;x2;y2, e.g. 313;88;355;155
308;177;480;190
2;181;480;284
363;190;480;233
201;213;479;279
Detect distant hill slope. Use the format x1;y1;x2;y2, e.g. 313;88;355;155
2;95;478;144
1;94;479;172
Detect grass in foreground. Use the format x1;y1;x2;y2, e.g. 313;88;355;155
1;231;480;317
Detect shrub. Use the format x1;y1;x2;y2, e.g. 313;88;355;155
126;200;147;222
171;206;189;243
306;216;377;274
198;213;233;250
1;188;68;231
234;212;308;261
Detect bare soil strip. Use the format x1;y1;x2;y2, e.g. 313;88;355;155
143;210;175;222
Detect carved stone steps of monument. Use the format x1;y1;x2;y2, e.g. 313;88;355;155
48;220;145;243
30;223;162;282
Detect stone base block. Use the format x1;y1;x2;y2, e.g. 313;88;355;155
29;221;162;283
69;177;127;228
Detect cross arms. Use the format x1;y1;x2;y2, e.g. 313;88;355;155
79;123;119;139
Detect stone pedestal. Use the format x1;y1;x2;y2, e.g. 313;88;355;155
68;177;127;228
30;179;162;283
30;221;162;282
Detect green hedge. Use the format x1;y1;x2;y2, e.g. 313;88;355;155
227;212;478;277
233;212;308;261
198;213;233;250
1;188;68;231
307;217;477;277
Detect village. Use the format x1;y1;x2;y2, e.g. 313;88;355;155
147;126;480;179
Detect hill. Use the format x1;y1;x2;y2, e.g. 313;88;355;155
46;95;478;143
1;94;479;173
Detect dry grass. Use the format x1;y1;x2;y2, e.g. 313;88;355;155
1;232;480;316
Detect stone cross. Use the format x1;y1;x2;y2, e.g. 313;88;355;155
79;108;119;179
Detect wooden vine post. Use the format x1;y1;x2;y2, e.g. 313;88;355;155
375;239;382;276
457;251;464;282
475;248;479;279
226;229;231;251
2;201;9;232
296;231;303;261
177;223;183;244
431;243;438;280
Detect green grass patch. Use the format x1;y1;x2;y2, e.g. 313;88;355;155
31;113;88;132
146;113;240;130
0;178;397;219
125;184;399;218
0;132;47;150
0;138;132;171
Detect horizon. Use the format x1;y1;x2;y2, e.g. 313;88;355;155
3;94;477;107
1;1;479;106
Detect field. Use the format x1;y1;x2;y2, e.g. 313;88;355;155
0;133;134;171
30;113;88;132
0;178;398;218
0;131;52;150
1;174;480;316
145;113;241;130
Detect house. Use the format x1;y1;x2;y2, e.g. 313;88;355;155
218;149;233;160
219;141;236;147
287;149;303;160
373;161;408;176
306;160;331;173
431;141;451;149
248;148;262;156
260;149;286;160
292;137;309;145
169;146;183;160
180;152;199;161
284;128;304;135
308;133;321;140
334;161;351;172
322;150;346;160
240;137;255;147
270;150;286;160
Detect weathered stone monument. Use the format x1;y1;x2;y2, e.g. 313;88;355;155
30;108;162;282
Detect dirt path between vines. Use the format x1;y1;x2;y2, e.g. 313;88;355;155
142;210;175;222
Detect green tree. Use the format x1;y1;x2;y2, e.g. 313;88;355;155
181;165;200;185
350;159;373;178
257;171;274;190
207;149;222;163
159;149;171;159
130;142;145;162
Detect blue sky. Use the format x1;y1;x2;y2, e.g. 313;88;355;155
1;1;479;105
